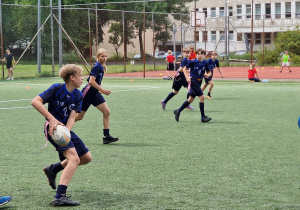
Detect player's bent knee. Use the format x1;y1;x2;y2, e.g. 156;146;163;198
80;152;92;165
173;91;178;94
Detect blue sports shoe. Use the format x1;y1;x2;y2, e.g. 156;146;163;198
161;100;166;110
0;196;12;206
185;105;194;110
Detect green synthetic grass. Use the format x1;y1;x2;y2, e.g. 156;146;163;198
1;78;300;209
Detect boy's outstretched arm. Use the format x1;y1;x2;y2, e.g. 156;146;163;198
31;96;63;135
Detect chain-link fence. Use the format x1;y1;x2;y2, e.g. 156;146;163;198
0;2;190;79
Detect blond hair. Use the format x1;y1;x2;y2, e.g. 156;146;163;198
212;51;218;56
59;64;83;82
167;50;172;54
96;48;108;73
183;48;190;53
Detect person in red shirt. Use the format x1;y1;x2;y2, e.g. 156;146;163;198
166;50;176;80
189;46;196;60
248;63;260;82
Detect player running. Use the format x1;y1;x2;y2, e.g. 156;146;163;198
174;48;212;123
202;51;224;99
161;48;194;110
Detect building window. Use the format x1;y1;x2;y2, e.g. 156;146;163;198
211;7;216;18
196;31;199;41
255;4;261;19
229;7;233;16
297;2;300;17
203;8;207;17
211;31;216;41
220;7;225;17
255;33;261;44
220;31;225;41
237;33;243;42
229;31;234;41
285;2;291;18
203;31;207;42
265;33;271;44
246;5;251;18
236;5;242;19
265;3;271;18
275;3;281;18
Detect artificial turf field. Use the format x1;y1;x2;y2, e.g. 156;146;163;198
1;78;300;209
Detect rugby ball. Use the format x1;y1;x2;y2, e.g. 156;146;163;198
51;125;71;146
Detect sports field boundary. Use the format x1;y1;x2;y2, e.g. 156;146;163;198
105;66;300;81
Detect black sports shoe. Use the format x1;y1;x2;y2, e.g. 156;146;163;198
51;194;80;207
173;109;180;121
43;165;57;190
201;116;212;123
103;135;119;144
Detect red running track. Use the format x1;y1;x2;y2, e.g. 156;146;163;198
105;66;300;80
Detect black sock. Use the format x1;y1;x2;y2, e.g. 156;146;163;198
199;102;205;118
103;129;110;136
50;162;64;175
208;92;211;97
178;101;190;112
164;92;176;104
56;185;67;199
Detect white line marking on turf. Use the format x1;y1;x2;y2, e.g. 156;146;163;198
112;87;160;92
0;99;32;103
0;106;33;110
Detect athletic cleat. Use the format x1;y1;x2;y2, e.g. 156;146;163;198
185;105;194;110
11;77;14;80
6;77;10;80
173;109;180;121
201;116;212;123
279;71;282;73
0;196;12;206
207;95;212;100
161;100;166;110
43;165;57;190
289;70;292;73
51;194;80;207
103;135;119;144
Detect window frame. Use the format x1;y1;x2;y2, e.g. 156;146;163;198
255;4;261;19
211;7;216;18
285;2;291;18
211;31;216;41
265;3;271;18
236;5;242;19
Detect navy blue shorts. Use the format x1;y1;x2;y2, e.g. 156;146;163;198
6;62;12;69
45;128;89;162
189;78;203;98
81;85;106;111
172;72;188;91
204;76;213;84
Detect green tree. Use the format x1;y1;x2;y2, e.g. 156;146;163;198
274;27;300;55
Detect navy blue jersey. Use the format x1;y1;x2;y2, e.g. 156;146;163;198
87;62;104;87
207;58;219;72
180;58;190;68
39;83;83;125
5;53;13;62
186;59;210;79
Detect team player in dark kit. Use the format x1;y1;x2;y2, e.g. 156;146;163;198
173;48;212;123
161;48;194;110
75;48;119;144
1;48;16;80
31;64;92;206
202;51;224;100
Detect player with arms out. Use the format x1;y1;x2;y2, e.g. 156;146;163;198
174;48;212;123
31;64;92;207
202;51;224;100
161;48;194;110
75;48;119;144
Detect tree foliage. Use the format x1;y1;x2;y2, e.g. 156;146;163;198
274;27;300;55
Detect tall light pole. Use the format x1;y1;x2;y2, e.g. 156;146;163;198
225;0;228;65
250;0;254;63
194;0;197;49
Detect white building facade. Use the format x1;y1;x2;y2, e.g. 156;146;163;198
183;0;300;54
